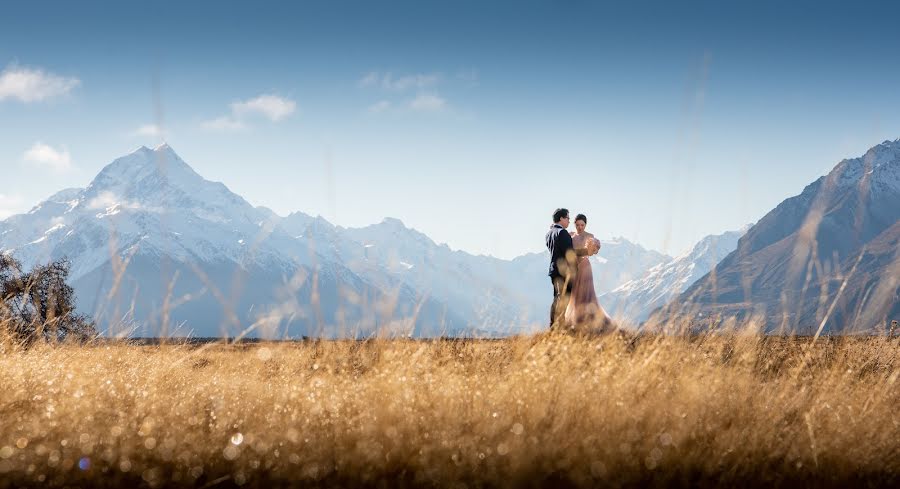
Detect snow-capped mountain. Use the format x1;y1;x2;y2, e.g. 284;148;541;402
0;145;460;338
506;238;671;307
661;138;900;332
0;144;676;337
601;226;750;324
1;145;299;276
341;218;541;332
277;218;671;333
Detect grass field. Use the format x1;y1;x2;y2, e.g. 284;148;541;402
0;332;898;488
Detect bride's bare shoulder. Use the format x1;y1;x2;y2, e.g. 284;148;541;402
584;232;595;239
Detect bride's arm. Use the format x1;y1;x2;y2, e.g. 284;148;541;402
585;233;600;254
574;235;598;256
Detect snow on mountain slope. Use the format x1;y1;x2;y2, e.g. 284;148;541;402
339;218;542;331
2;145;302;277
1;144;690;337
661;138;900;332
0;145;458;337
601;226;750;323
510;237;672;297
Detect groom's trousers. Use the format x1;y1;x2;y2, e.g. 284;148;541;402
550;275;573;330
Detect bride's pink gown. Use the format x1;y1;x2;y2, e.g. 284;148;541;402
565;233;613;330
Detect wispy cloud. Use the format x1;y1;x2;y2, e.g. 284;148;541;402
359;72;440;91
367;100;392;113
231;94;296;122
0;63;80;103
201;116;247;132
87;191;150;215
87;191;121;210
360;71;457;113
22;142;72;173
132;123;168;138
410;93;447;112
358;71;381;88
202;93;296;131
0;193;25;220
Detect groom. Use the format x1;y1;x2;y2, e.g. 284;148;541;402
546;208;596;330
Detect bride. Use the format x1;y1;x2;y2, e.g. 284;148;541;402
564;214;614;332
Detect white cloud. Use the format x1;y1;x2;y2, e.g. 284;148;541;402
22;142;72;172
201;116;247;132
0;193;25;220
132;123;168;138
203;93;296;131
0;63;80;103
87;191;146;215
410;93;447;111
392;73;439;90
368;100;392;113
230;94;296;122
359;71;381;88
361;71;455;113
359;72;440;91
87;191;121;210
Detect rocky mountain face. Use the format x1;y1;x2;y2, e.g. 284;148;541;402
659;139;900;333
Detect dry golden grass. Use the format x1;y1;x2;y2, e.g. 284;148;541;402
0;332;898;488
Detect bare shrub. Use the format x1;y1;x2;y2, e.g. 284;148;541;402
0;255;96;345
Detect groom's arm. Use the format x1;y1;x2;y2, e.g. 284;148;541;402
561;233;591;256
559;232;590;259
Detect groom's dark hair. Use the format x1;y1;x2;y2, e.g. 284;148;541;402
552;208;569;223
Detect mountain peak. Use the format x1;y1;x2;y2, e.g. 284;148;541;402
131;142;174;153
380;217;406;228
865;137;900;158
677;226;751;262
72;145;267;228
344;217;437;248
826;137;900;192
152;142;181;158
89;144;198;193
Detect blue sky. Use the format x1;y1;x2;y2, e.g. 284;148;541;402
2;0;900;258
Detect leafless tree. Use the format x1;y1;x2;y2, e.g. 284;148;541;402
1;255;96;345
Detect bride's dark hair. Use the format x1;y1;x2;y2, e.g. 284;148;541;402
575;214;587;224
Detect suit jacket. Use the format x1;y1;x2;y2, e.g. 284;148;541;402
546;223;575;278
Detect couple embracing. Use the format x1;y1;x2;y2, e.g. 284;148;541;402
545;208;613;333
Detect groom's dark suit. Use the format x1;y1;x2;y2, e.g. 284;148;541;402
546;223;581;329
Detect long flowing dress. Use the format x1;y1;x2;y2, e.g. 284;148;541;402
565;233;613;330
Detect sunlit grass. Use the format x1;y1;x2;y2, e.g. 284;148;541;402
0;330;897;488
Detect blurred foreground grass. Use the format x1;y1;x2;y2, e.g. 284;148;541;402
0;332;897;488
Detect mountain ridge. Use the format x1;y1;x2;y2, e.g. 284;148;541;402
601;225;751;324
1;145;670;337
657;138;900;332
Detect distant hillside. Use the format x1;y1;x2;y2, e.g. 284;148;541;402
602;226;749;324
658;139;900;333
